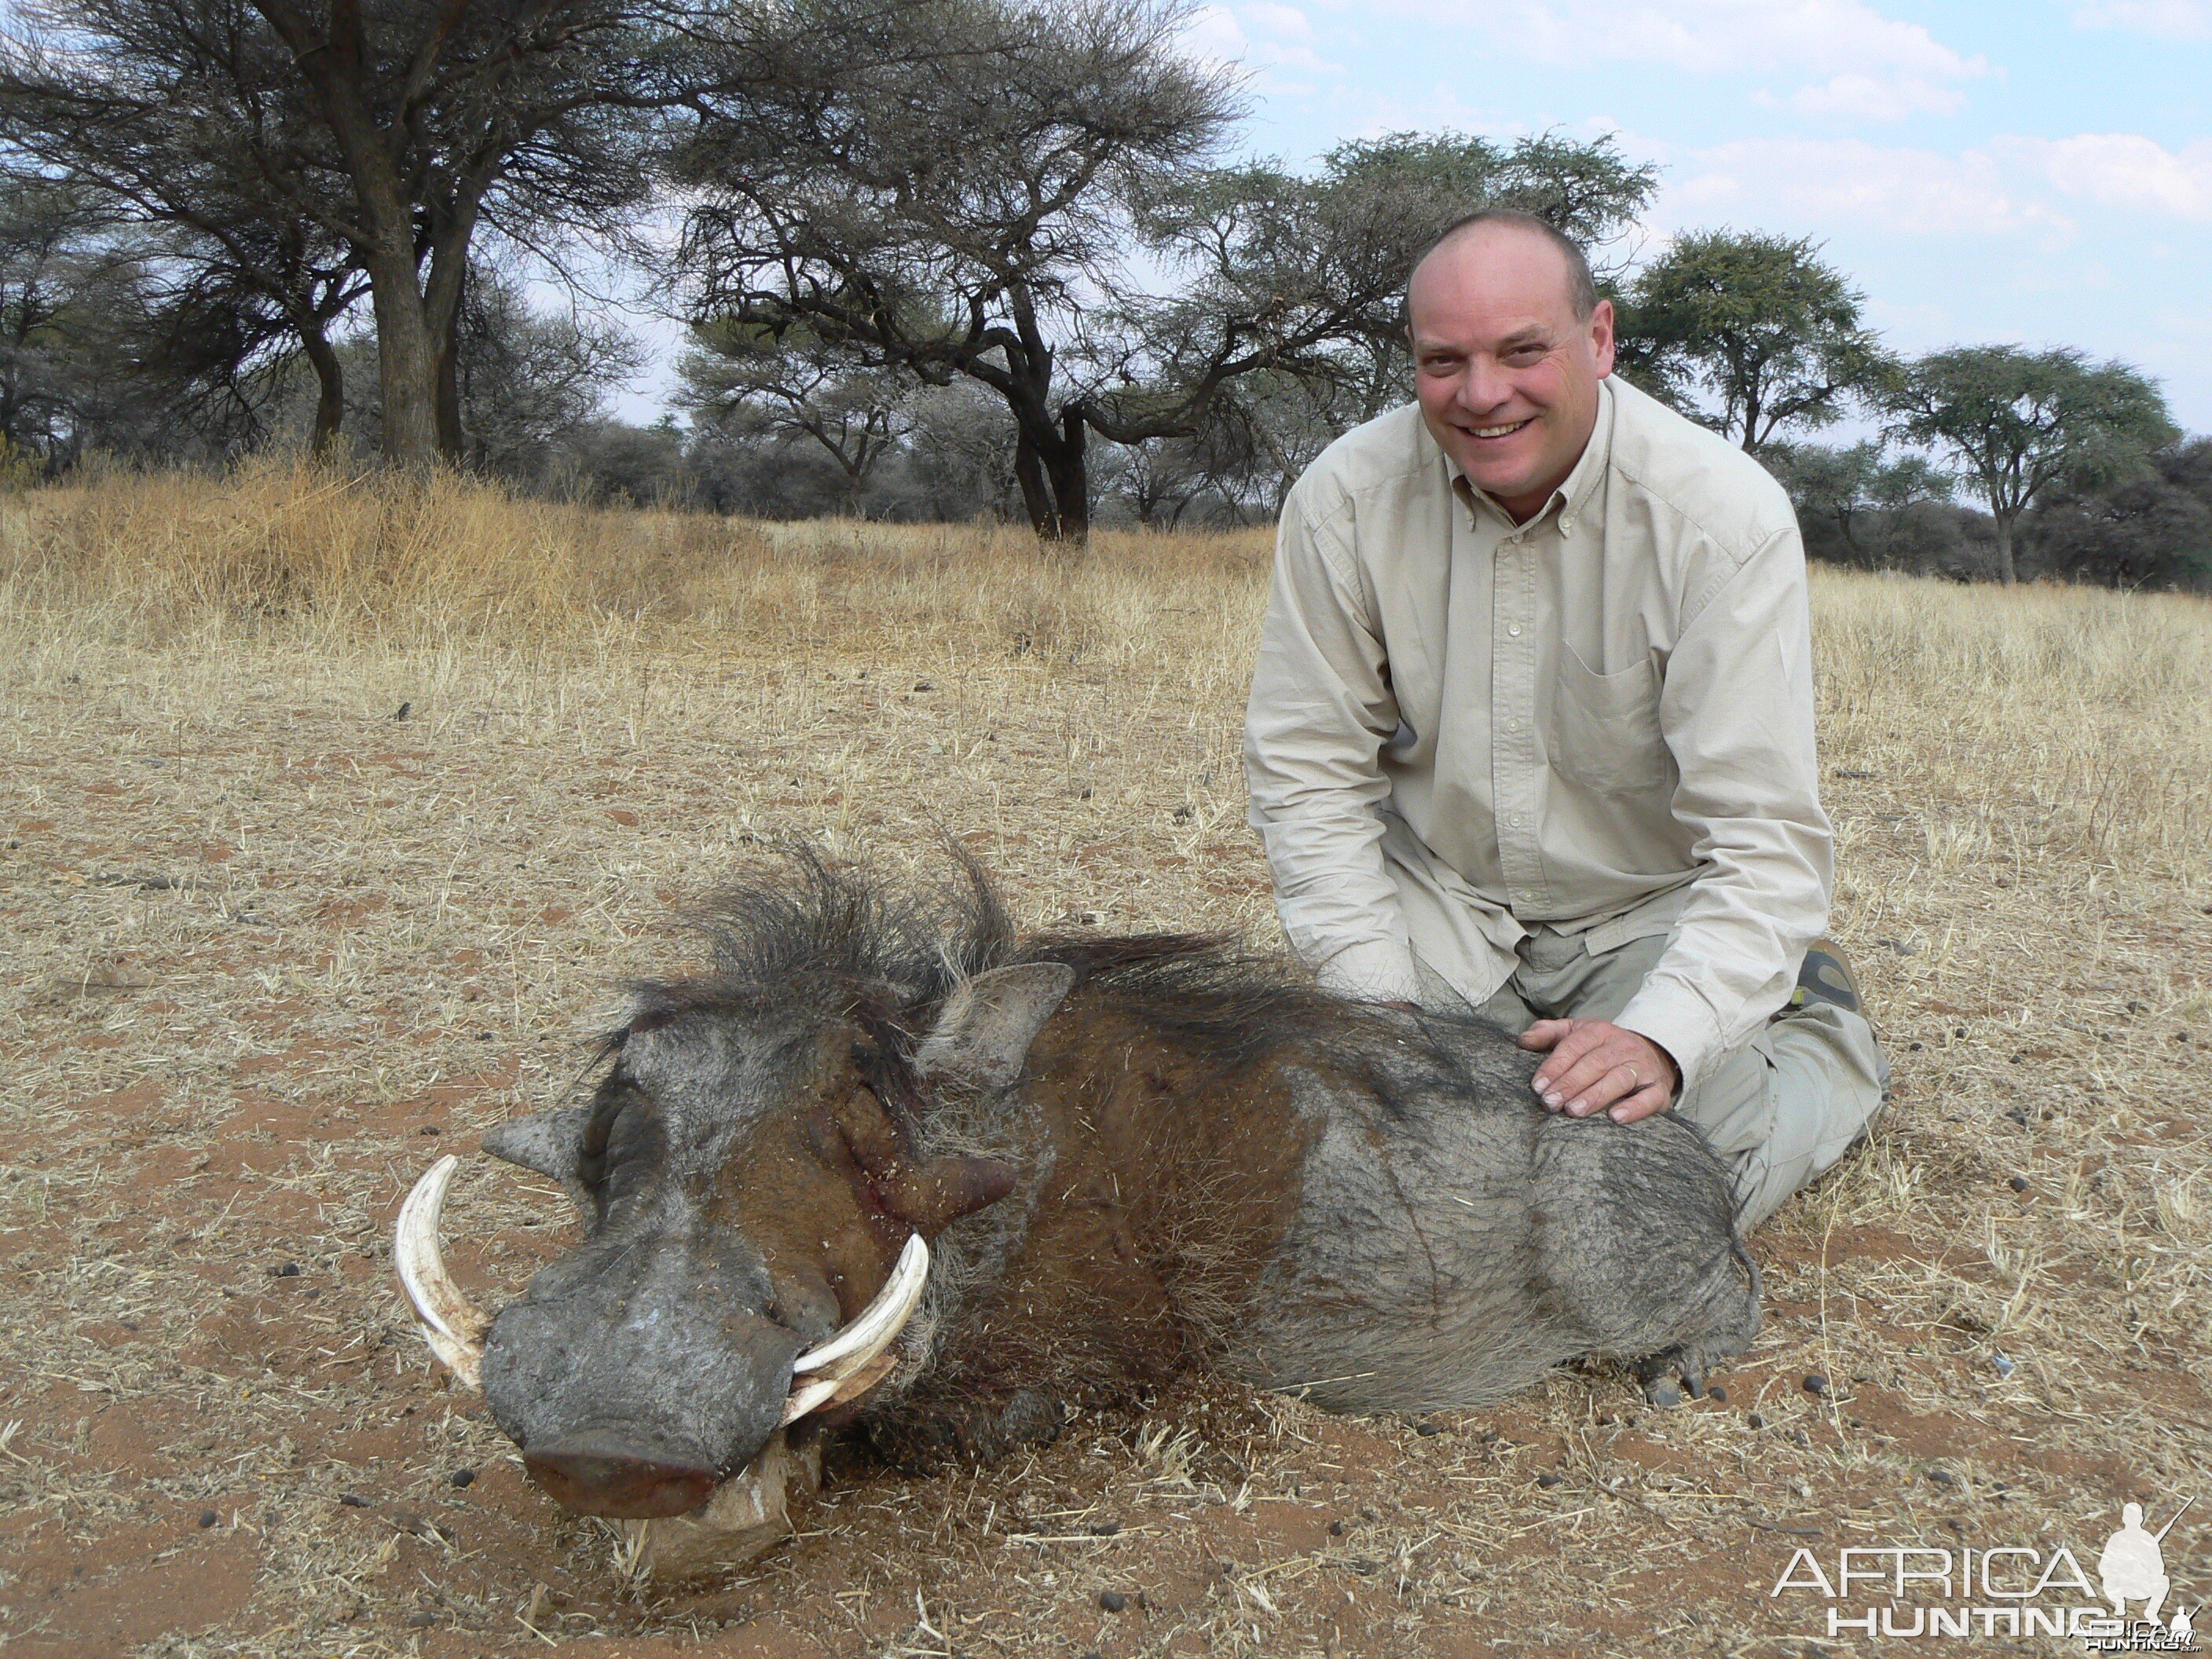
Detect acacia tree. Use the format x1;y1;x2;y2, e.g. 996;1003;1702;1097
0;13;369;452
1617;230;1884;453
679;322;910;515
1885;345;2177;584
2027;438;2212;591
675;0;1238;540
0;0;740;465
679;0;1657;544
1763;440;1950;569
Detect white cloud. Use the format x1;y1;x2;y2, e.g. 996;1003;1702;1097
1371;0;1987;120
1656;128;2212;253
1243;1;1319;40
1178;4;1342;82
2072;0;2212;39
1782;70;1968;120
2001;133;2212;221
1179;5;1250;66
1666;137;2071;239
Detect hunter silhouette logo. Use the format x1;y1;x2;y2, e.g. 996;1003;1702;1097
1770;1494;2199;1648
2097;1500;2194;1635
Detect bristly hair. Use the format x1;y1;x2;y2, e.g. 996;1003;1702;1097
629;845;1438;1103
678;843;1021;1027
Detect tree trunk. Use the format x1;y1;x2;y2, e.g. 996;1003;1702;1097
364;246;441;467
1012;427;1056;536
435;266;465;460
1044;407;1090;545
1994;514;2018;586
435;323;463;460
302;327;345;456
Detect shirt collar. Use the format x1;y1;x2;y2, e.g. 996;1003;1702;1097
1440;375;1617;531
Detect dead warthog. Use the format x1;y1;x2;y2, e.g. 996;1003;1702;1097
397;853;1758;1575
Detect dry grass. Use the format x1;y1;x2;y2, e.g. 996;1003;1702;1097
1;463;2208;1657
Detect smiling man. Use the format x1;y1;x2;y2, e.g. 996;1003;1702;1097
1243;210;1887;1231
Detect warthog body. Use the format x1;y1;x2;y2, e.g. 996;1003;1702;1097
440;855;1758;1540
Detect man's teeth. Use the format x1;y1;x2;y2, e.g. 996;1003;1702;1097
1470;421;1529;438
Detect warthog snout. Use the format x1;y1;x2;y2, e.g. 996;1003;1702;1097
519;1430;721;1520
481;1221;810;1520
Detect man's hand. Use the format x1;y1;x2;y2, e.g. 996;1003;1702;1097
1519;1019;1679;1123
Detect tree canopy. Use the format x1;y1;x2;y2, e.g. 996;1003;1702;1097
1884;345;2178;584
1617;230;1884;453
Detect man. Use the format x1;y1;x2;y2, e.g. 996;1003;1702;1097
1243;210;1885;1231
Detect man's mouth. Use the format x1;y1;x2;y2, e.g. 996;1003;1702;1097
1461;418;1533;442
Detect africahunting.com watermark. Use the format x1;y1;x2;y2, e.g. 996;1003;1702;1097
1771;1498;2199;1649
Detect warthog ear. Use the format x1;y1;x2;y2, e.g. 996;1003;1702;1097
914;962;1076;1091
482;1107;592;1221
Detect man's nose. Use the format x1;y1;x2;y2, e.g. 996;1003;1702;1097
1452;357;1513;415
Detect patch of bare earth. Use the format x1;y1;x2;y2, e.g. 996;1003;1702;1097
2;482;2209;1656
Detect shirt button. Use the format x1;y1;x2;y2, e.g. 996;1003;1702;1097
1509;813;1525;826
1506;719;1521;732
1560;516;1574;533
1507;624;1522;637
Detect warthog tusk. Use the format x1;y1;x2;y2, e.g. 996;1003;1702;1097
396;1155;488;1391
395;1159;928;1420
790;1232;928;1378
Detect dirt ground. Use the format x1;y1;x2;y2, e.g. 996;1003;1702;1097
3;497;2210;1657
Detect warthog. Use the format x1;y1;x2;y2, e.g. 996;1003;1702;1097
398;854;1759;1574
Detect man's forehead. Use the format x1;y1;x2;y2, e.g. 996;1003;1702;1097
1408;224;1581;334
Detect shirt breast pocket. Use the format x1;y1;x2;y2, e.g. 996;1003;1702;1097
1549;646;1671;796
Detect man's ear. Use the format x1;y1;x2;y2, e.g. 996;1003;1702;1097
482;1106;592;1221
914;962;1076;1090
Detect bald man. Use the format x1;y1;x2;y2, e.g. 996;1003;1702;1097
1243;210;1886;1232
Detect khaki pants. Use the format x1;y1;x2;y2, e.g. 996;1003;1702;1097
1415;928;1888;1231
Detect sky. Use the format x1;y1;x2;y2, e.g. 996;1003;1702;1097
1175;0;2212;433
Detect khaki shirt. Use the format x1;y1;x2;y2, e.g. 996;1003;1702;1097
1243;374;1831;1093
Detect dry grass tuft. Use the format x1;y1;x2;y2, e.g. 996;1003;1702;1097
1;466;2208;1656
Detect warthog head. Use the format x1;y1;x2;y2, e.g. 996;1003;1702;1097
394;865;1073;1528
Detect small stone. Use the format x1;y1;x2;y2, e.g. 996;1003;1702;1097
197;1510;219;1528
405;1610;436;1628
1088;1520;1119;1536
1535;1472;1562;1489
913;679;934;691
1991;1353;2016;1379
2009;1175;2029;1192
1415;1421;1441;1437
419;1124;441;1136
1646;1380;1683;1410
1328;1519;1345;1536
1706;1384;1727;1404
1098;1590;1128;1613
339;1492;372;1508
1748;1412;1767;1430
1803;1373;1829;1397
1926;1467;1956;1488
273;1262;300;1277
449;1467;475;1489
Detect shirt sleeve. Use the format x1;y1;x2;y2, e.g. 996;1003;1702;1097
1613;523;1834;1093
1243;489;1423;1003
